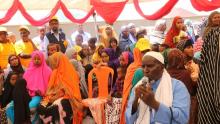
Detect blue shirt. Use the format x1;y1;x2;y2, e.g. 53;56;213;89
125;78;190;124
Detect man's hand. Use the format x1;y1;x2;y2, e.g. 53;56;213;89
136;84;160;111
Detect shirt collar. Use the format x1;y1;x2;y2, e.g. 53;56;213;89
51;30;61;35
151;79;161;92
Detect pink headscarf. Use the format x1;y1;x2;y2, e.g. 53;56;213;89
23;51;52;97
122;52;129;65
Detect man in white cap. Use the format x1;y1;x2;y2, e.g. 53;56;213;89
125;51;190;124
0;27;16;69
15;26;38;68
119;25;133;52
32;26;47;55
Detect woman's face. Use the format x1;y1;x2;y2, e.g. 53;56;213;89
183;45;194;58
110;40;117;48
176;18;184;30
10;74;18;86
9;56;19;66
72;52;78;60
117;68;123;79
82;46;90;56
98;46;104;55
105;28;113;36
33;54;42;66
119;55;127;67
159;46;166;53
101;52;109;63
212;13;220;26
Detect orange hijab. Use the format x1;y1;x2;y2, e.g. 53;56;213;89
164;16;183;48
45;52;83;124
120;48;142;124
100;25;118;48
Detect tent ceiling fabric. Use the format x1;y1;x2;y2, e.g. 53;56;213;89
0;0;152;11
0;0;220;25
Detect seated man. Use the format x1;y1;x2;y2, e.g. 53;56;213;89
126;51;190;124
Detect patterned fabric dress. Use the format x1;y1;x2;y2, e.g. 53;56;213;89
197;27;220;124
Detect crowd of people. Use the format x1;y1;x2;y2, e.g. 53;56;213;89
0;11;220;124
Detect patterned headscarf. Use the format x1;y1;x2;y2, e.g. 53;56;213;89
167;49;185;69
176;39;193;52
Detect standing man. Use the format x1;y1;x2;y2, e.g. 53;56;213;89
0;27;16;69
71;24;91;45
125;51;190;124
44;16;68;53
15;26;38;68
32;26;47;55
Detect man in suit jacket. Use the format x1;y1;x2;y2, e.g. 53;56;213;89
44;16;67;53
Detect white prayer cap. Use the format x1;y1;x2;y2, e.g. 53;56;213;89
127;23;135;28
121;25;128;32
19;25;30;32
155;20;166;26
143;51;164;64
0;27;7;32
37;26;46;30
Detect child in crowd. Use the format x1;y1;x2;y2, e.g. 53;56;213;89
47;43;60;56
108;66;126;100
1;72;18;108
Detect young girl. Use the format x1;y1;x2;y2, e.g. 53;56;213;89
47;43;60;56
1;72;18;108
110;66;126;98
164;16;185;48
0;72;18;124
106;66;126;124
6;78;32;124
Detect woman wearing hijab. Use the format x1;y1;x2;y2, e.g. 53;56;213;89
167;48;197;124
6;79;31;124
92;43;105;65
79;44;93;67
13;79;31;124
120;48;143;124
99;25;118;48
176;39;199;82
4;54;25;78
39;52;83;124
197;15;220;123
1;72;18;108
23;51;52;97
203;11;220;38
101;48;120;83
119;51;133;68
164;16;185;48
65;47;88;98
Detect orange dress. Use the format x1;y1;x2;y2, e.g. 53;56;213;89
42;52;83;124
120;48;142;124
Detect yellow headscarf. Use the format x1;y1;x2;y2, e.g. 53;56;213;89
135;38;151;52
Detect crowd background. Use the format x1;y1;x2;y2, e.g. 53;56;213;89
0;9;219;124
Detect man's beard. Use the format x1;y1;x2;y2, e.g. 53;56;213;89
52;28;58;33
